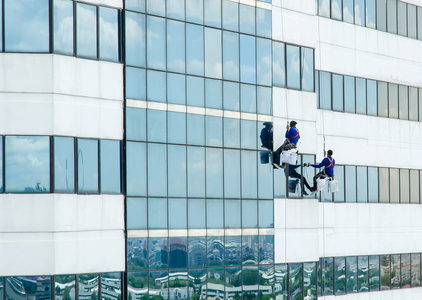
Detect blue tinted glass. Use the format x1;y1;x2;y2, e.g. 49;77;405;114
357;166;368;202
188;237;206;267
366;0;376;28
222;0;238;31
224;118;240;148
334;165;345;202
257;87;272;115
242;151;258;199
205;28;222;79
387;0;397;34
315;71;320;108
223;81;240;111
332;74;344;111
225;200;241;228
188;199;205;229
257;38;272;86
320;72;332;109
347;257;358;293
408;4;417;39
241;120;257;149
127;237;148;270
224;149;241;198
126;0;145;12
126;107;146;141
319;0;330;17
368;167;379;203
147;144;167;196
207;199;223;228
356;77;367;114
168;145;187;197
205;79;222;109
186;24;204;76
5;0;49;52
335;257;346;295
54;0;73;55
127;197;147;229
206;116;223;147
343;0;354;23
147;0;165;16
167;0;185;20
256;8;272;38
242;235;258;264
259;201;274;228
240;4;255;34
286;45;301;90
377;0;387;31
54;137;74;193
149;237;168;269
242;200;258;228
275;265;288;298
367;79;377;116
204;0;221;27
225;236;241;265
148;198;167;229
167;20;185;73
187;76;205;107
167;73;186;105
99;7;119;62
147;70;166;102
150;271;169;294
240;35;256;84
344;76;355;113
207;237;224;266
76;3;97;58
147;16;166;70
355;0;365;25
226;267;241;289
126;142;146;196
55;275;76;300
389;83;398;118
259;235;274;263
273;42;286;87
187;147;205;197
186;0;204;24
187;114;205;145
168;112;186;144
332;0;342;20
100;140;121;194
169;237;188;268
126;67;146;100
125;12;145;67
7;277;51;300
258;153;273;199
77;139;98;193
169;198;187;229
147;109;166;142
301;47;314;92
345;165;357;202
241;84;257;113
206;148;223;198
223;31;240;82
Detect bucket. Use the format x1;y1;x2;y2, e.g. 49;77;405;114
316;178;326;191
260;152;270;164
328;179;339;193
281;151;297;165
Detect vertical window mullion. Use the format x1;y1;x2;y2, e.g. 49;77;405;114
1;0;4;52
2;135;4;193
96;6;100;59
49;0;53;53
73;0;77;56
50;136;54;193
75;138;78;193
98;139;101;194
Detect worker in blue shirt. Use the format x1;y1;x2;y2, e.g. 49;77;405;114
307;149;335;194
273;120;300;169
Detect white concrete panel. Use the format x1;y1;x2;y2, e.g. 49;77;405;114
279;0;315;15
279;7;317;49
78;0;122;9
274;199;286;229
285;228;319;262
285;199;319;229
274;228;286;263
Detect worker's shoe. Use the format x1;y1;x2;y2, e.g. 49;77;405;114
273;163;280;169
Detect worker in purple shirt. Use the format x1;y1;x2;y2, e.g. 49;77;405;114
307;149;335;194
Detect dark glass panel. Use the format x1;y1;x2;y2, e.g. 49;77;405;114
127;237;148;271
169;237;187;269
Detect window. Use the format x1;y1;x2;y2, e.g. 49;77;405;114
206;148;223;198
272;42;286;87
147;143;167;197
127;198;147;229
207;200;223;228
335;257;346;294
147;16;166;70
167;0;185;20
399;169;409;203
224;118;240;148
320;71;332;110
357;166;368;203
377;0;387;32
222;0;238;31
100;140;121;194
54;137;75;193
369;255;380;291
239;4;255;35
169;198;187;229
205;79;223;109
379;168;389;203
409;87;418;121
397;1;407;37
418;7;422;40
54;0;74;55
367;79;377;116
391;254;400;289
355;0;365;26
125;12;146;67
257;38;272;86
186;0;203;24
99;7;119;62
147;109;166;142
225;200;241;228
289;264;303;299
286;45;301;90
410;169;419;204
257;86;272;115
186;24;204;76
344;76;356;113
256;8;272;38
148;198;167;229
301;47;314;92
126;0;145;12
126;142;146;196
224;149;241;198
146;0;165;16
205;28;222;79
241;150;258;198
332;74;344;111
411;254;421;287
243;200;258;228
408;5;417;39
76;3;97;59
399;85;408;120
368;167;379;203
389;168;399;203
334;165;345;202
356;78;366;114
319;0;330;18
345;166;357;202
366;0;376;28
206;116;223;147
240;34;256;84
223;31;240;82
401;254;411;288
168;111;186;144
167;20;185;73
387;0;397;34
77;139;98;193
323;258;334;295
241;84;257;113
358;256;369;292
167;145;187;197
126;107;146;141
147;70;166;102
188;199;205;228
378;82;388;117
332;0;342;20
343;0;354;24
380;255;391;290
204;0;221;28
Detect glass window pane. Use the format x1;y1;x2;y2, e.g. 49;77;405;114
357;166;368;202
377;0;387;31
399;85;409;120
206;116;223;147
77;139;98;193
224;118;240;148
258;152;273;199
54;137;75;193
225;200;241;229
320;71;332;110
125;12;146;67
240;34;256;84
187;114;204;146
55;275;76;300
391;254;400;289
206;148;223;198
169;198;187;229
224;81;240;111
347;256;358;293
379;167;389;203
241;236;257;264
420;89;422;121
259;235;274;264
387;0;397;34
100;140;121;194
126;142;146;196
167;0;185;20
167;73;186;105
418;7;422;40
378;81;388;117
207;199;223;228
126;67;146;100
400;169;409;203
126;0;145;12
147;70;166;102
168;145;186;197
301;47;314;92
149;238;168;269
355;0;365;25
397;1;407;36
286;45;301;90
205;28;222;79
147;109;166;142
344;76;356;113
411;253;421;287
241;84;257;113
332;74;344;112
410;169;419;204
241;150;258;199
256;8;272;38
170;240;188;271
186;24;204;76
275;264;288;299
272;41;286;88
366;0;376;28
146;0;165;16
127;197;147;229
99;7;119;62
147;15;166;70
409;87;418;121
187;76;204;107
343;0;354;23
334;165;345;202
345;166;357;202
304;262;317;298
323;258;334;295
206;79;222;109
408;4;417;38
76;3;97;58
222;0;238;31
188;198;205;228
204;0;221;27
148;198;167;229
370;255;380;291
167;20;185;73
257;38;272;86
223;31;240;82
319;0;330;17
389;168;399;203
289;264;303;300
147;144;167;196
54;0;74;55
367;79;378;116
358;256;369;292
79;274;98;299
168;111;186;144
224;149;241;198
332;0;342;20
240;4;255;35
401;253;411;288
5;0;49;52
186;0;203;24
368;167;379;203
242;200;257;228
335;257;346;295
126;107;146;142
259;200;273;228
257;86;272;115
188;238;206;269
241;120;257;150
356;78;366;114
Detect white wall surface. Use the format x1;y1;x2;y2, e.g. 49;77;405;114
78;0;122;9
0;194;125;275
0;54;123;139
